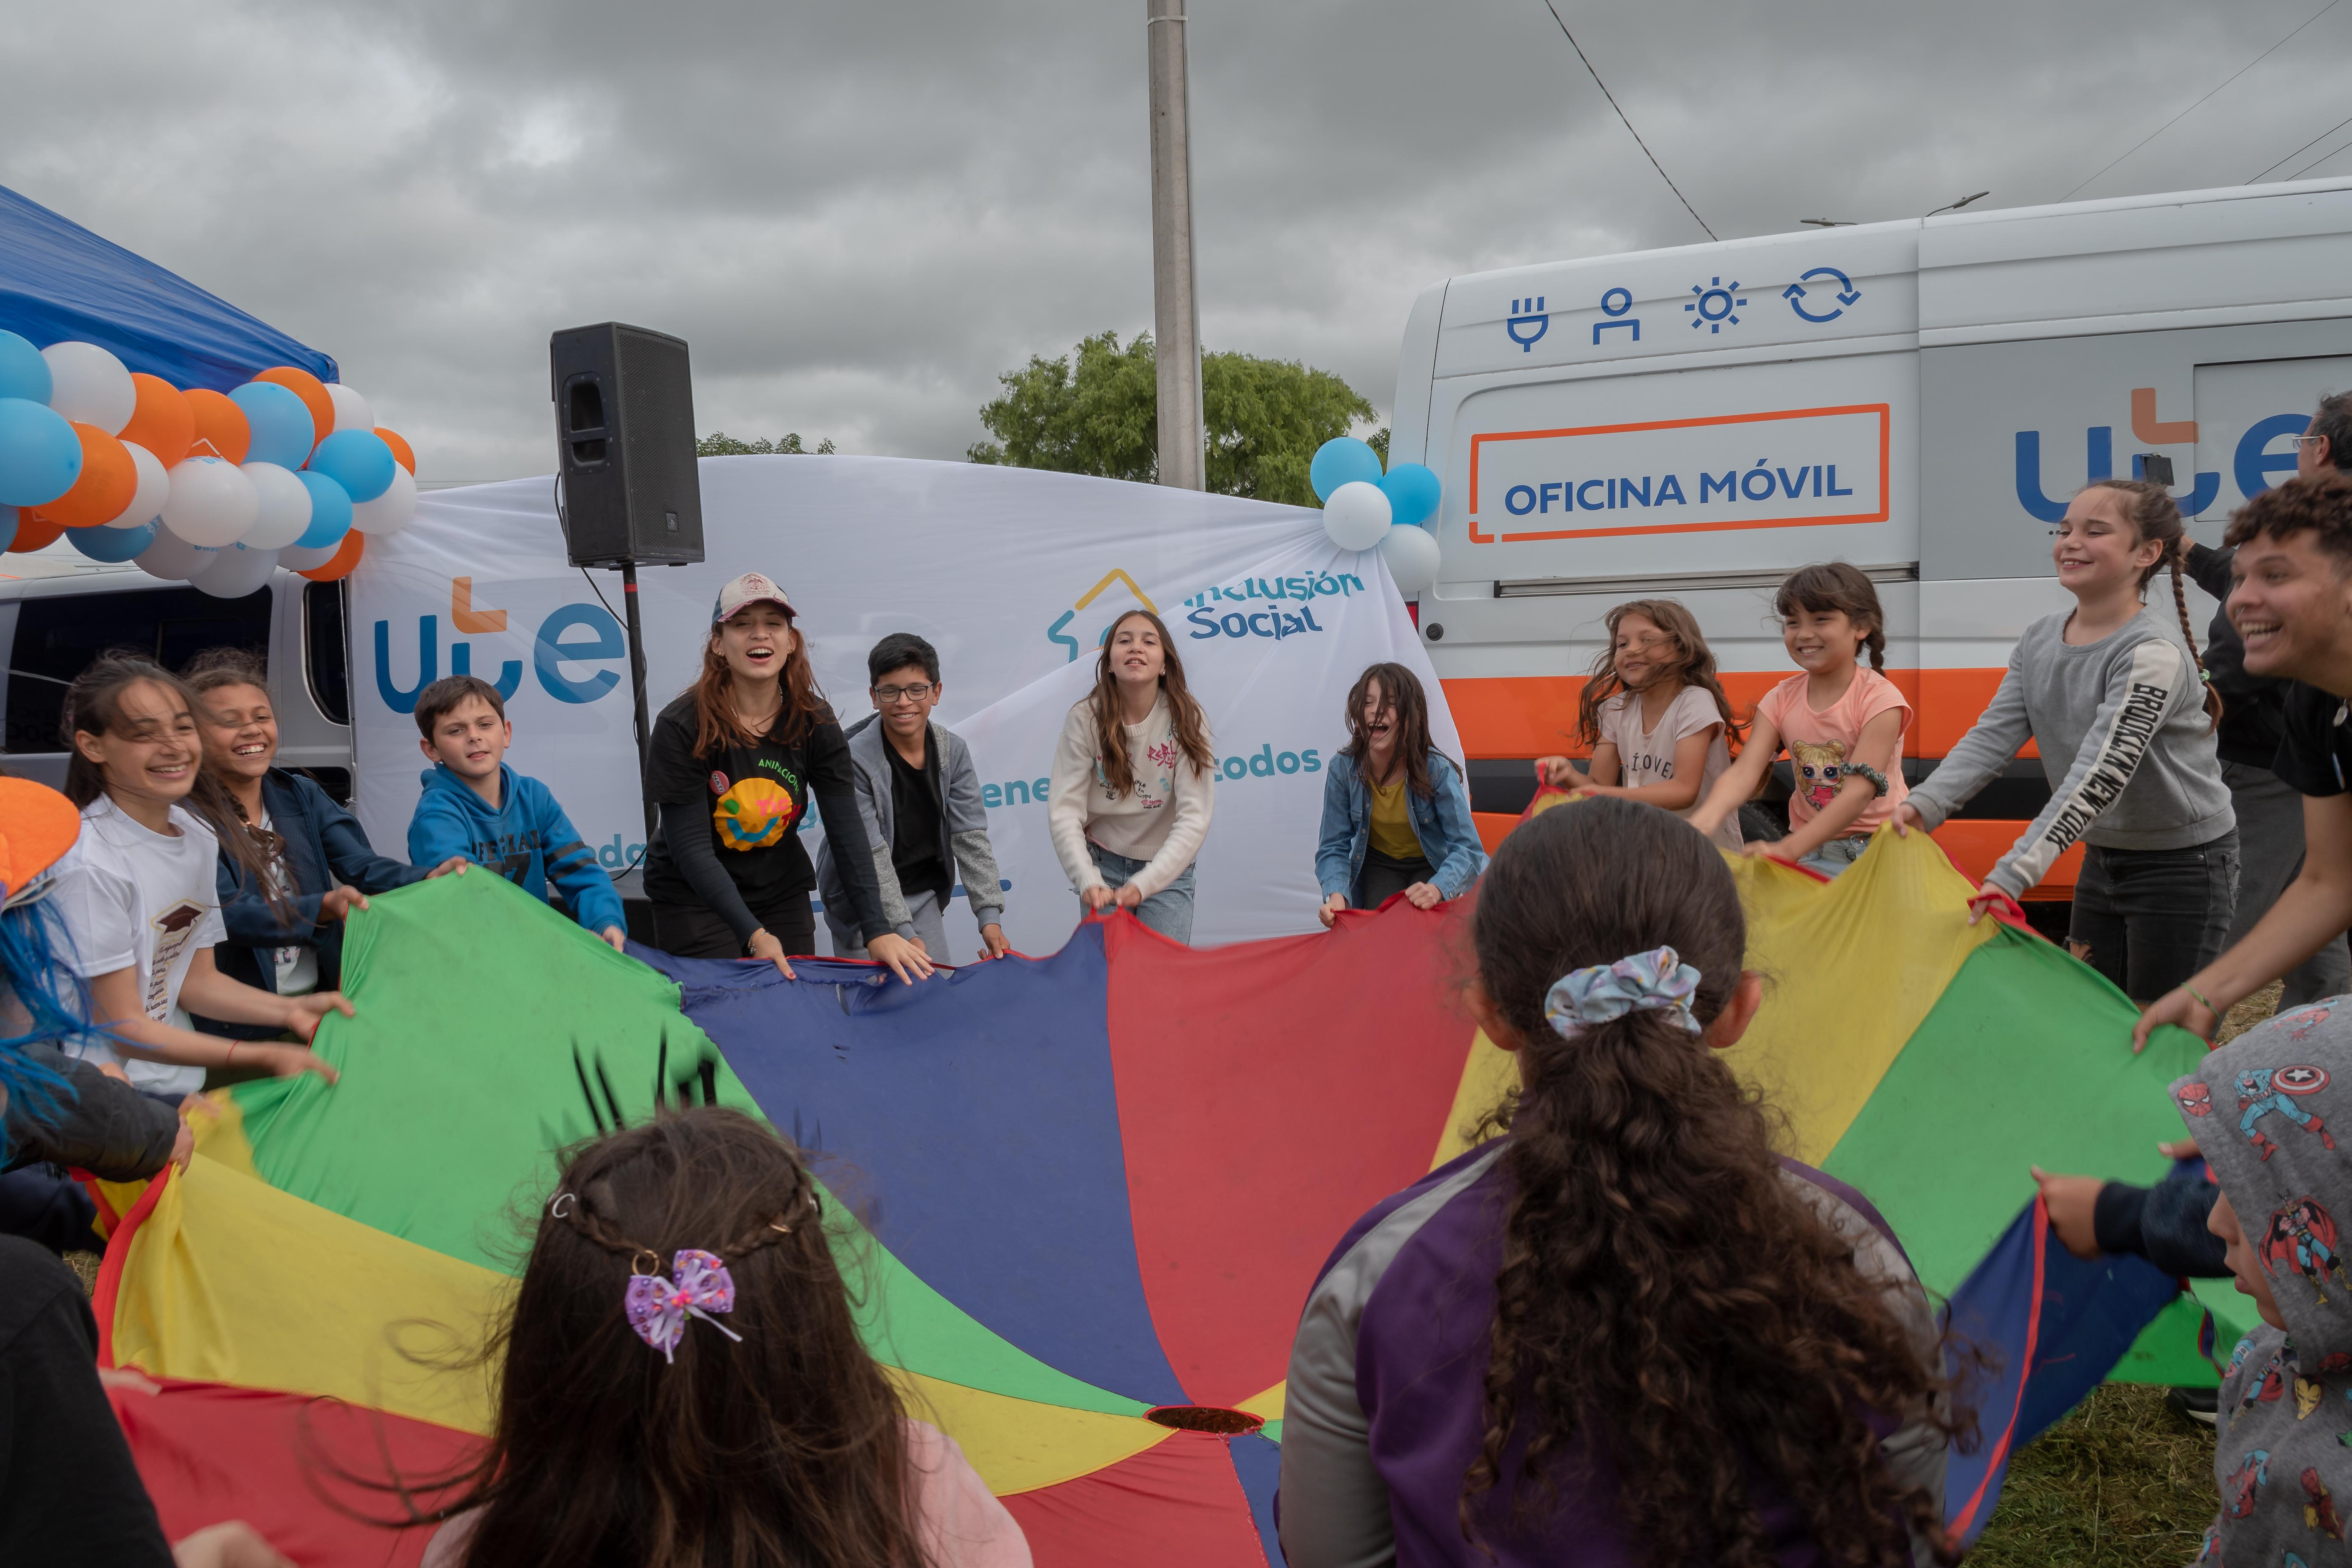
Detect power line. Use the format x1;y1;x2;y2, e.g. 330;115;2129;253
1537;1;1716;241
2252;107;2352;181
2064;0;2341;200
2287;132;2352;180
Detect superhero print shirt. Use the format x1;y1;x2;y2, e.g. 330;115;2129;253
640;692;863;911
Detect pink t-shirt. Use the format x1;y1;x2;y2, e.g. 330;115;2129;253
1597;685;1742;851
419;1420;1030;1568
1753;668;1911;836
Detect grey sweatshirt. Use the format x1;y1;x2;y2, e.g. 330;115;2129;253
1905;607;2232;897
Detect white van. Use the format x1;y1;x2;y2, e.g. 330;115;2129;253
1389;175;2352;898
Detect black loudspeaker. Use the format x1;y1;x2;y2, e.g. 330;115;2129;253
549;322;706;567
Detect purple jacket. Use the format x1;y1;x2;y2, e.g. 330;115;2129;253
1276;1143;1946;1568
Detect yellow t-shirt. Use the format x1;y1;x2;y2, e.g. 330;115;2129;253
1367;773;1424;861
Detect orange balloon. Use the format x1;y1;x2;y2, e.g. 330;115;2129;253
119;373;195;467
375;427;415;474
40;424;138;528
255;366;333;449
184;389;250;465
299;529;365;582
6;512;67;553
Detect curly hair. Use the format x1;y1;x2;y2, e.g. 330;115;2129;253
2224;468;2352;569
2082;479;2223;731
1460;798;1959;1566
1573;598;1745;751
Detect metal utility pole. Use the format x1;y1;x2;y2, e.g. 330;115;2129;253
1146;0;1205;490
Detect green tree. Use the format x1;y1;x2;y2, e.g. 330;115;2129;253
967;330;1385;506
697;432;836;456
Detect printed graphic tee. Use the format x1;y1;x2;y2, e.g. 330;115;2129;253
252;808;319;997
641;694;855;910
1597;686;1742;851
52;796;225;1097
1753;667;1911;836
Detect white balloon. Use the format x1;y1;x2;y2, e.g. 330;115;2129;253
41;341;135;433
135;528;221;581
103;441;169;527
279;541;340;572
161;456;259;546
191;542;280;598
1320;480;1393;550
325;383;374;434
240;461;313;550
350;461;416;536
1376;520;1442;593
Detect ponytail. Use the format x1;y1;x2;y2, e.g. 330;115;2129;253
2085;479;2224;733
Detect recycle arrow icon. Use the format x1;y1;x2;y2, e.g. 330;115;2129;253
1783;266;1862;322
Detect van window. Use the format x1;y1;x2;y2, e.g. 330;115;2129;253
304;579;350;727
5;586;270;754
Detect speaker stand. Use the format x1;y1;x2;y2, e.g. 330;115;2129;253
620;559;656;844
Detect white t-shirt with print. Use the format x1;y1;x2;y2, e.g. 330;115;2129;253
253;808;319;998
52;796;225;1097
1598;685;1742;852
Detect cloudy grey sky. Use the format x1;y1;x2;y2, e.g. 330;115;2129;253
5;0;2349;481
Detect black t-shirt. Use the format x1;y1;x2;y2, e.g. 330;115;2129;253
885;737;950;901
0;1236;172;1568
2273;680;2352;798
642;693;859;909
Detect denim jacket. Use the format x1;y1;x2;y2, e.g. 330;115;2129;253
1315;750;1487;904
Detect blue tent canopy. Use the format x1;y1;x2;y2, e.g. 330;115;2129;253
0;183;335;392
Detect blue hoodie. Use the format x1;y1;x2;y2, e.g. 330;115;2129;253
407;764;625;936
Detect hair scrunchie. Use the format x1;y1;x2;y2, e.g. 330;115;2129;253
1542;945;1704;1040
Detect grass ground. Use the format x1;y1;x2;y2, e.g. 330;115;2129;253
1966;981;2281;1564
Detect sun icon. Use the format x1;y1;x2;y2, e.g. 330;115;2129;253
1685;277;1748;333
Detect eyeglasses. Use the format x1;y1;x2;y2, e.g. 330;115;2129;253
873;683;934;705
2298;434;2330;446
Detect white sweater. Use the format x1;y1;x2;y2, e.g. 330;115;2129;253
1047;692;1215;899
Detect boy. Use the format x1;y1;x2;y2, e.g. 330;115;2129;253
814;633;1009;961
2178;1005;2352;1562
406;675;627;949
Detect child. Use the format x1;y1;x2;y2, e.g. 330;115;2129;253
1315;662;1486;926
1046;610;1215;945
1536;597;1745;852
49;656;343;1095
1278;798;1952;1566
2175;1003;2352;1563
185;648;456;1038
406;675;627;950
1900;480;2235;992
417;1108;1029;1568
814;633;1010;962
1688;563;1908;876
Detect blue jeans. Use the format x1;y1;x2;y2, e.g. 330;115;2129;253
1797;836;1870;879
1087;844;1196;945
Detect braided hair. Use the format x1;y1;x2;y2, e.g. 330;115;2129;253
2084;479;2224;732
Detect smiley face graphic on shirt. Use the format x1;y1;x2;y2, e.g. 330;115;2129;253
709;768;803;850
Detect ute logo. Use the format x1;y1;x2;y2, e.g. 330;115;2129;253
375;577;628;713
2015;389;2311;521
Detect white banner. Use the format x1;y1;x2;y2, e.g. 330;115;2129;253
350;457;1456;951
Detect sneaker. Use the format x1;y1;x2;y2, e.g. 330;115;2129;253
2167;1385;2219;1427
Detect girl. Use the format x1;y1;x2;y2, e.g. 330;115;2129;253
183;648;457;1038
1277;798;1952;1568
50;656;344;1094
1535;598;1745;852
1046;610;1215;944
1688;564;1910;877
1315;662;1486;926
1900;479;2236;998
418;1108;1029;1568
641;573;931;985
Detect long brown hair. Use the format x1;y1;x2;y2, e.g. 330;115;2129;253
62;653;282;909
1088;610;1213;796
1340;662;1450;800
686;612;831;757
2083;478;2224;731
1573;599;1745;750
446;1108;931;1568
1460;799;1957;1565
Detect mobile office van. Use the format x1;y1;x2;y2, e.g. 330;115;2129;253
1391;176;2352;900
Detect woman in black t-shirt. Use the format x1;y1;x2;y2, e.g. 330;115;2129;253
642;573;932;984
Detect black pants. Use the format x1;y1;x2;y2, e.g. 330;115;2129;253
650;896;816;961
2070;832;2239;1003
1358;848;1437;909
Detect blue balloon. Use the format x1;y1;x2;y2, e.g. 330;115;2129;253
0;332;48;405
293;470;354;548
229;381;318;469
68;520;158;562
0;397;82;507
1377;462;1442;529
1309;437;1384;503
306;429;395;504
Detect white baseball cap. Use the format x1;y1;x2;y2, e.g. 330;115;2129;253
712;571;794;623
